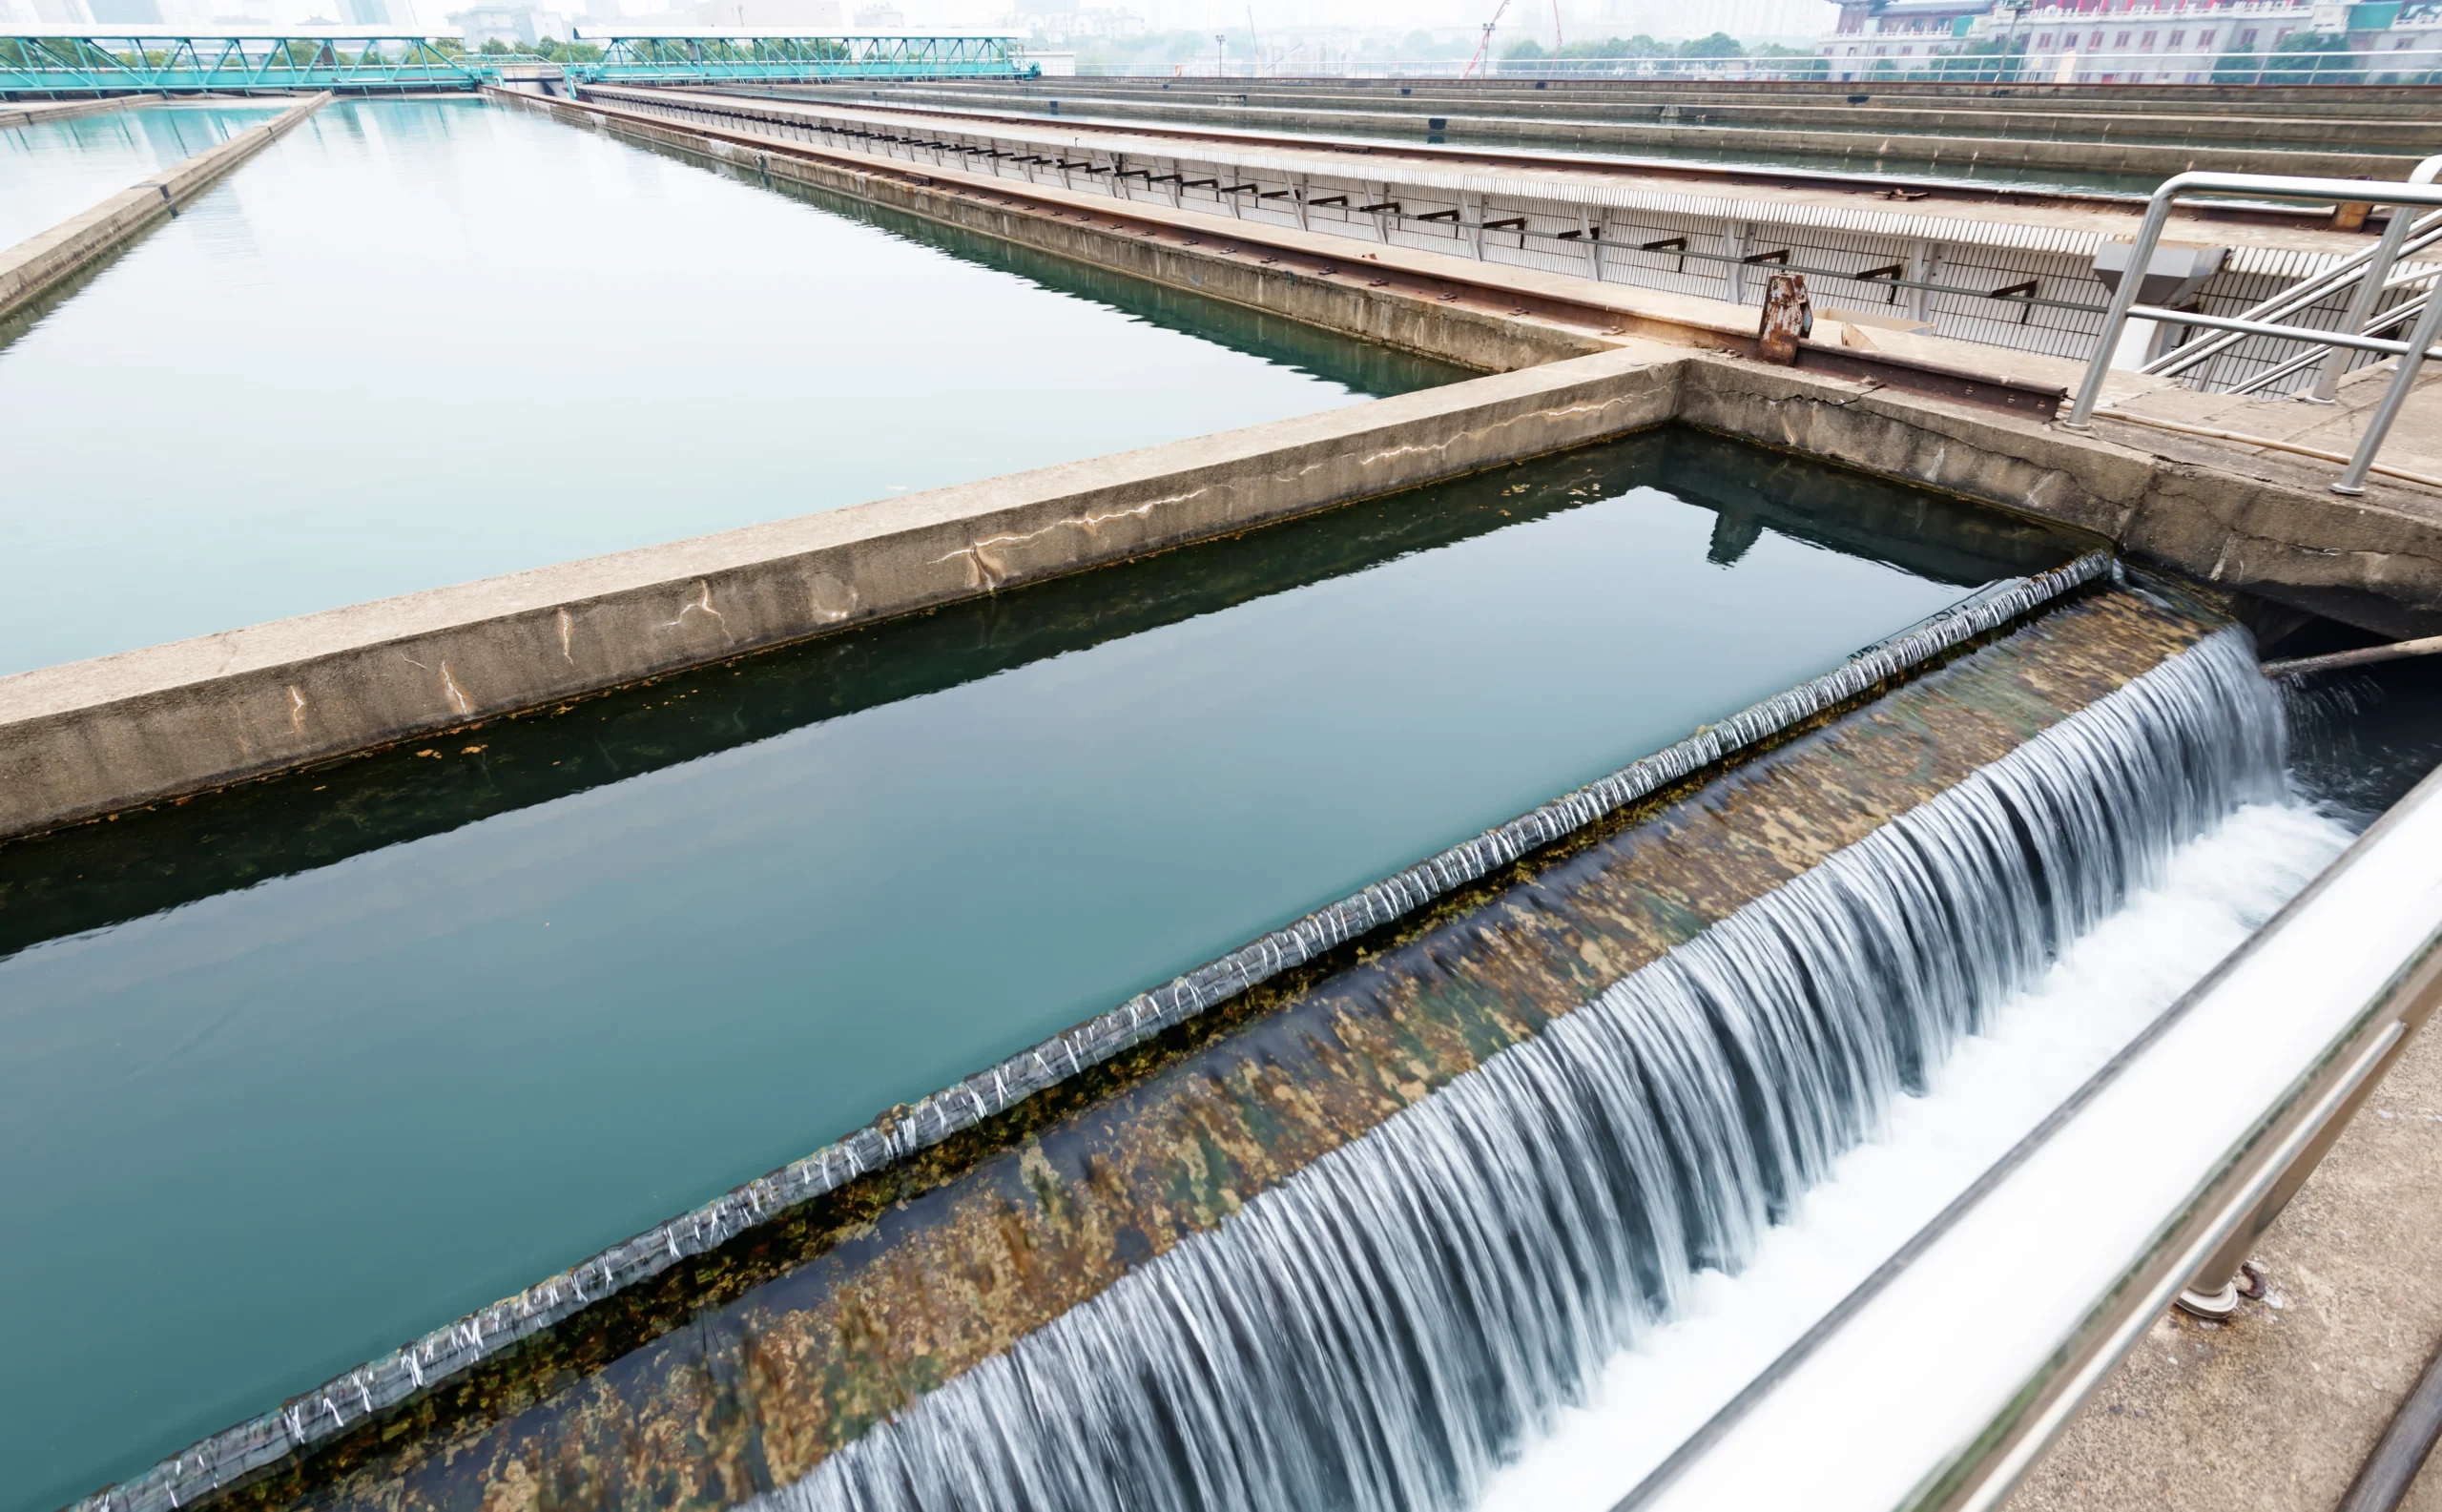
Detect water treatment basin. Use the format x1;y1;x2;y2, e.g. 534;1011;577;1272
0;427;2081;1511
0;94;1459;678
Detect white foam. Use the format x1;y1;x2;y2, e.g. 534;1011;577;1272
1471;798;2354;1512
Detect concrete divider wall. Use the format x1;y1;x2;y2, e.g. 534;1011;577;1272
742;86;2426;180
9;331;2440;843
1674;358;2442;637
8;85;2438;844
494;87;1604;373
0;95;143;129
0;347;1685;840
0;92;326;321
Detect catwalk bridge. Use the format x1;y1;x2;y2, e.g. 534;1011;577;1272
0;27;1029;95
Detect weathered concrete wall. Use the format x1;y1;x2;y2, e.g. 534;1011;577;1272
0;93;325;321
7;84;2435;843
496;87;1605;374
0;95;142;129
1674;359;2442;640
829;75;2442;119
0;346;1684;842
9;335;2437;844
821;81;2435;151
758;83;2430;179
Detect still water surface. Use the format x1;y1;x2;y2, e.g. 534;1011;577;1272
0;96;1457;676
0;103;280;249
0;430;2074;1510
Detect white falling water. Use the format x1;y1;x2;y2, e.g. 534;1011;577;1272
1471;797;2350;1512
753;629;2309;1512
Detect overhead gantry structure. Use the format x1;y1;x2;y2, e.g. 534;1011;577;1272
0;27;1030;96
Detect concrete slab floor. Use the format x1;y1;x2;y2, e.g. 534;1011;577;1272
2006;1019;2442;1512
2091;364;2442;514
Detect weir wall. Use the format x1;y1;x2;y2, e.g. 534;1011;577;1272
831;75;2442;118
127;582;2214;1512
764;83;2434;178
0;94;140;128
0;92;325;321
791;80;2441;150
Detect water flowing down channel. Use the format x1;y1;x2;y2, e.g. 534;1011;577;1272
762;629;2287;1512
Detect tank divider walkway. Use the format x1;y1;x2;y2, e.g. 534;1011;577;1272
596;81;2399;375
0;90;323;321
753;78;2436;181
0;93;138;128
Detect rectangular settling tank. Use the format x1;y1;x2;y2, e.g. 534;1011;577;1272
0;427;2084;1512
0;95;1460;677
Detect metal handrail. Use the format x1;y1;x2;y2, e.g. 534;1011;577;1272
2229;286;2436;399
2142;210;2442;383
2066;164;2442;496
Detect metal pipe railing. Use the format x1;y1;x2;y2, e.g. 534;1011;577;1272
2065;166;2442;496
2141;202;2442;383
2227;285;2435;399
2313;156;2442;404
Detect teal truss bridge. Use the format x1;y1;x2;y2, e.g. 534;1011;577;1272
0;28;1030;95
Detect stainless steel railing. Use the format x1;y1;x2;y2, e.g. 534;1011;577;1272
2065;161;2442;496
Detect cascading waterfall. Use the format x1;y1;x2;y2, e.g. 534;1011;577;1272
760;628;2287;1512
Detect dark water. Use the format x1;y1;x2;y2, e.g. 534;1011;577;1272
0;96;1458;677
2286;654;2442;819
0;103;281;248
0;429;2075;1511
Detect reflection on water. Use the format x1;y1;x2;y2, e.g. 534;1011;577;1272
0;103;283;248
0;96;1459;676
0;428;2079;1512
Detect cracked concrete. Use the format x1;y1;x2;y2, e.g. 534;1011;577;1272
2007;1018;2442;1512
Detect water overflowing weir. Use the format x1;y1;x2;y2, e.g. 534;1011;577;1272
755;630;2285;1512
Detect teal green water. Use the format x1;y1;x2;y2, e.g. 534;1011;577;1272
0;429;2077;1511
0;103;281;249
0;96;1457;678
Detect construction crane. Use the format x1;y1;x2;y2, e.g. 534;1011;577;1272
1461;0;1562;79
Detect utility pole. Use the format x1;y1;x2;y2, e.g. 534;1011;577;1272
1216;31;1227;76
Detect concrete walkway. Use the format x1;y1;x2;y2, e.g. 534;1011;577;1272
2095;363;2442;498
2008;1021;2442;1512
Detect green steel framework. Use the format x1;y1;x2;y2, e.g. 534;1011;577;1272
0;32;1027;95
580;33;1029;84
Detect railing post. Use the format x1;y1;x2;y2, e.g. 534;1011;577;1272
2310;155;2442;404
2063;181;2184;431
2334;280;2442;496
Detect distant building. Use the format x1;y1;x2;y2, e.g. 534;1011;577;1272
850;1;901;26
449;2;575;43
997;4;1141;41
1821;0;2435;79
